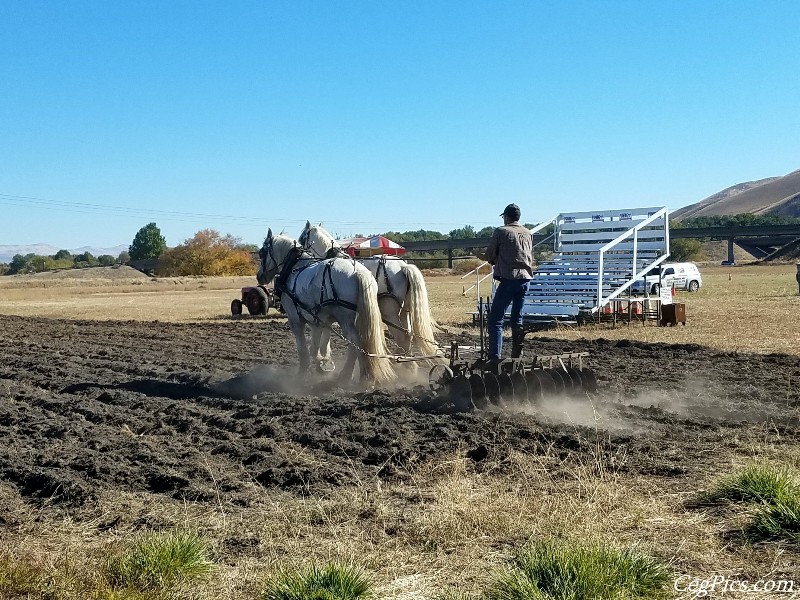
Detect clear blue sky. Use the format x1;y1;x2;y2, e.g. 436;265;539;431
1;0;798;248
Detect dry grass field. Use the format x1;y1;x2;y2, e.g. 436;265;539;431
2;263;799;355
1;262;799;599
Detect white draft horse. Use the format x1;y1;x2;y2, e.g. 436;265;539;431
298;222;439;358
257;229;396;385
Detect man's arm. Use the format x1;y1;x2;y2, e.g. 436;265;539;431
482;229;500;264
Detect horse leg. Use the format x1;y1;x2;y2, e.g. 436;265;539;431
336;318;362;385
312;326;335;372
287;314;311;373
379;297;416;373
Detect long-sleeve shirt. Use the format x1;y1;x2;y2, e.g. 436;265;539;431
484;222;534;280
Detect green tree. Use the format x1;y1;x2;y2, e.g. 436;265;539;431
670;238;703;261
9;254;30;275
97;254;116;266
449;225;477;239
53;249;72;260
117;250;131;264
73;251;97;266
129;222;167;260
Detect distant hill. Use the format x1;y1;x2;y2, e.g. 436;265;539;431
674;168;800;220
0;244;128;263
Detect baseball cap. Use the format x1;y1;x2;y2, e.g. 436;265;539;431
500;203;521;219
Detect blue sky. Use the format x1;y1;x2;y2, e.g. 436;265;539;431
1;1;798;249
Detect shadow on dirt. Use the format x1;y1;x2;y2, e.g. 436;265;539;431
63;379;226;401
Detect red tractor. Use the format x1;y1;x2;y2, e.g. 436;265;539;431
231;285;278;316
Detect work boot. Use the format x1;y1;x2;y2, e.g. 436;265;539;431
485;357;501;375
511;328;525;358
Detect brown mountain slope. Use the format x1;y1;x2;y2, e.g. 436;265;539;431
673;168;800;220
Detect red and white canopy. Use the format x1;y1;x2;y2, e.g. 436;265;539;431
339;235;406;257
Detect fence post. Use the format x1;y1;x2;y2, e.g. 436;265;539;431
796;263;800;295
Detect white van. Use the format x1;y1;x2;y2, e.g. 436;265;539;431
632;262;703;294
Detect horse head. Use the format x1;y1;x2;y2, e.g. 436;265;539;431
258;228;300;285
299;222;340;259
298;220;312;252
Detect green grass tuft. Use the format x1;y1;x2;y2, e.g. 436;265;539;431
699;463;799;505
748;494;800;541
262;563;372;600
0;554;45;596
104;529;213;593
484;539;671;600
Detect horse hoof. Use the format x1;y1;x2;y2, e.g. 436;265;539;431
317;360;336;373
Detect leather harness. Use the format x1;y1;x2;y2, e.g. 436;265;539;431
271;246;358;327
275;237;411;337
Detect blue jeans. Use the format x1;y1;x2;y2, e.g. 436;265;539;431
488;278;528;360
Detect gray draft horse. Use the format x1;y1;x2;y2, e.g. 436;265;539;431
298;222;439;358
257;229;396;385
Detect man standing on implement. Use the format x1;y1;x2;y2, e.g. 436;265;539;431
482;203;534;362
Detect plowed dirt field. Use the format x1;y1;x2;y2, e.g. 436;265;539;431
2;314;799;514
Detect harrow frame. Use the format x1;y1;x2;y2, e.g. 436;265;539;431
428;299;597;411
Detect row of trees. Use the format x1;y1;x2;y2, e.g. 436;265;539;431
3;214;796;277
100;223;255;276
382;223;543;242
1;250;130;275
677;214;800;228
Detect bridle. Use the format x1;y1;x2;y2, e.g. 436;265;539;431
258;237;278;281
260;235;317;283
298;226;343;260
298;226;324;255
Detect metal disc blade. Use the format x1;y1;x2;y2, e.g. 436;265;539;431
449;375;473;412
557;369;574;393
580;368;598;393
510;372;528;404
525;370;544;402
498;373;514;403
428;364;453;392
565;367;584;393
545;369;565;395
469;374;488;409
532;369;555;398
483;372;501;405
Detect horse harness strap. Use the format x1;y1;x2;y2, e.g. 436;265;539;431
277;247;412;339
372;255;393;302
317;261;358;313
279;256;359;327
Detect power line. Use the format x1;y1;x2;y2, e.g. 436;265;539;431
0;192;475;229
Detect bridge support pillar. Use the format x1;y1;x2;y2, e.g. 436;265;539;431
727;238;735;264
447;248;453;269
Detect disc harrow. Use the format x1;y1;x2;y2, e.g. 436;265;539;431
428;299;598;412
429;342;597;411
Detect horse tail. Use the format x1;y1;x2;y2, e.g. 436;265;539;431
355;270;396;384
401;263;439;356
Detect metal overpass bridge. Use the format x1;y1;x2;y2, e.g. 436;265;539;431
401;224;800;266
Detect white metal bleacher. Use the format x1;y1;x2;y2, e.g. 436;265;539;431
478;207;670;324
522;206;670;322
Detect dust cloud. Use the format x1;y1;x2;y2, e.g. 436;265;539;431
210;358;436;400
